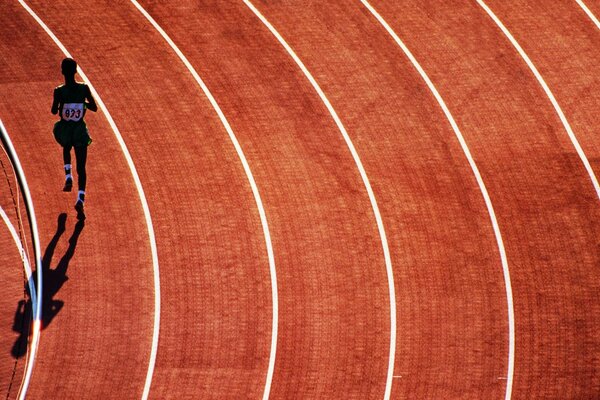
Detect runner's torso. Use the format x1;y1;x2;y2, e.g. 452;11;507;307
56;83;87;123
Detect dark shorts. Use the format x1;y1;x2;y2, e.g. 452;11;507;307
53;120;92;147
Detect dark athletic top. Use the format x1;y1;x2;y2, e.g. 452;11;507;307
54;83;90;123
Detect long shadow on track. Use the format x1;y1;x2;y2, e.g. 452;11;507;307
12;213;85;358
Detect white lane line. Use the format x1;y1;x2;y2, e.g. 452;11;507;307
129;2;279;399
0;204;37;400
576;0;600;30
0;205;36;309
477;0;600;201
17;2;162;399
0;143;32;267
242;1;397;399
0;119;43;400
0;204;38;399
0;145;35;306
359;2;515;400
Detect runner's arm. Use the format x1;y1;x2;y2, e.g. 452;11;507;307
51;88;59;115
84;85;98;112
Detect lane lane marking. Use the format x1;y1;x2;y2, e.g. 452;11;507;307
0;119;42;400
129;2;279;399
17;2;162;399
0;143;32;266
576;0;600;30
0;143;35;309
477;0;600;201
359;2;515;400
0;205;36;399
0;205;36;310
242;2;397;399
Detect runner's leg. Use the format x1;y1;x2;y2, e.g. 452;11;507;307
74;145;87;219
63;145;72;166
63;145;73;191
74;145;87;192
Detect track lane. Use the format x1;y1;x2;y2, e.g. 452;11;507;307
1;2;155;398
368;0;600;398
26;1;276;398
129;3;279;397
241;2;397;397
138;1;391;398
250;1;511;398
472;1;600;394
17;1;163;395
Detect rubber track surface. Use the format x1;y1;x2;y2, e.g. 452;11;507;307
0;1;599;399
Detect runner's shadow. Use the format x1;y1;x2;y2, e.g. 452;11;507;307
43;213;85;327
11;213;85;358
11;299;30;359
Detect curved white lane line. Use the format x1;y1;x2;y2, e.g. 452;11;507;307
576;0;600;30
129;2;279;399
359;2;515;399
17;2;162;399
477;0;600;201
0;119;43;400
0;205;38;398
0;205;36;308
0;145;35;307
0;201;37;400
242;1;397;398
0;143;32;264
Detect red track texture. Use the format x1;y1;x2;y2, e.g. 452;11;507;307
1;1;599;399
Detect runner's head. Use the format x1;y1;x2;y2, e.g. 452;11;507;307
61;58;77;77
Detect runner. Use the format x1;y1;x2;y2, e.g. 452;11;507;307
51;58;97;219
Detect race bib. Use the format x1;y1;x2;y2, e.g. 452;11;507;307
62;103;84;121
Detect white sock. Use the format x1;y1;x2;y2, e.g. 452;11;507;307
65;173;73;180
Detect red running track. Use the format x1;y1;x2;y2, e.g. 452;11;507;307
1;1;599;399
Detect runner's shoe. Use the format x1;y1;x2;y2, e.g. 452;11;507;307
63;177;73;192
